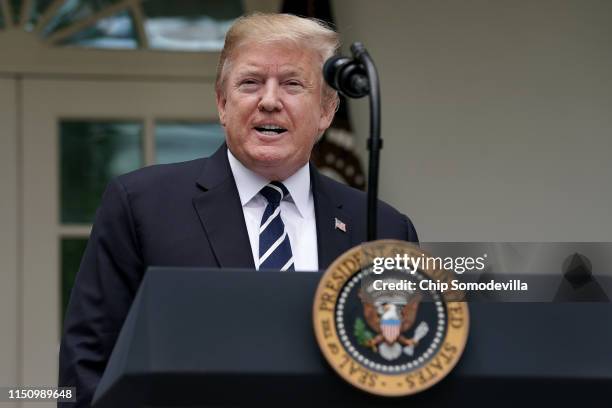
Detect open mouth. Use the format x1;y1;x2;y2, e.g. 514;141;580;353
254;125;288;136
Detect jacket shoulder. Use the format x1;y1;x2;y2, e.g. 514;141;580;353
114;158;207;193
317;173;401;217
316;172;418;242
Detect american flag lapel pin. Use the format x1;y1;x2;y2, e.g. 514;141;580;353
334;217;347;233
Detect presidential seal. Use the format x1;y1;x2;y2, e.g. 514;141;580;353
313;240;469;396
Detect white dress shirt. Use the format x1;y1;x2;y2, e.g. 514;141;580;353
227;149;319;271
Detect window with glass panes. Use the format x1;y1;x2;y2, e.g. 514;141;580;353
59;120;225;318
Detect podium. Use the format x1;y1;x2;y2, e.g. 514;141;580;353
92;267;612;407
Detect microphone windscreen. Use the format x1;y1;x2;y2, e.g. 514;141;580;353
323;56;347;90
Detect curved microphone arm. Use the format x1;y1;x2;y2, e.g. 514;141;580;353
323;42;382;241
351;43;382;242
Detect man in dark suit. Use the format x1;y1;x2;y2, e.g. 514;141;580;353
59;13;417;407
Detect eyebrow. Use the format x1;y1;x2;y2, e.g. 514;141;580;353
234;68;263;78
234;64;308;78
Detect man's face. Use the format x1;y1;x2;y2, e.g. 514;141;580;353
216;41;335;180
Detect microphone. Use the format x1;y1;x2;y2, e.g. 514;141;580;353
323;45;370;98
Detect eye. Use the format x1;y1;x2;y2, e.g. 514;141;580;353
238;78;258;86
237;78;260;92
283;80;305;92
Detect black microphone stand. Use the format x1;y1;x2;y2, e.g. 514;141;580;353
323;42;382;241
349;43;382;242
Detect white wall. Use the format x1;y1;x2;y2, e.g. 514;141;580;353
0;77;19;403
334;0;612;241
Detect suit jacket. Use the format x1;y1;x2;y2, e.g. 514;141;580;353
58;144;418;407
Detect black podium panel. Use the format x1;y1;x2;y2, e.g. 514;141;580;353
92;268;612;407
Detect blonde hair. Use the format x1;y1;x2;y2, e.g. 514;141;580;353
216;13;340;110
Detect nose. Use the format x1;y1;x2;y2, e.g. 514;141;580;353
258;80;283;112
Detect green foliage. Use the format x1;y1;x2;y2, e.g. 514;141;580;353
354;317;374;346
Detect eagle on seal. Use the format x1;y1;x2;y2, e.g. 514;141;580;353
359;292;423;353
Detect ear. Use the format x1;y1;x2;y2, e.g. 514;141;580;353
318;98;336;134
216;89;227;126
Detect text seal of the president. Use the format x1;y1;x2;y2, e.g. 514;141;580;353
313;240;469;396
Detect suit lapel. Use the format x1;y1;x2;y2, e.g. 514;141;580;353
193;145;255;269
193;148;352;270
311;166;353;269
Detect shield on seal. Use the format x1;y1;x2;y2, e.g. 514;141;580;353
380;304;401;343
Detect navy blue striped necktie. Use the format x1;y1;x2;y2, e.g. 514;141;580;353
258;182;294;271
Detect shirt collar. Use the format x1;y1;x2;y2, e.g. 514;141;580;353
227;149;311;218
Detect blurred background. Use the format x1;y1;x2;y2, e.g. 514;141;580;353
0;0;611;406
